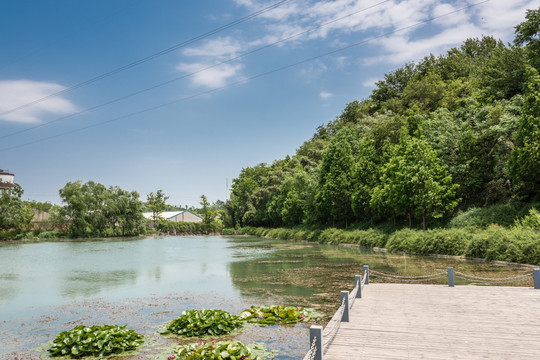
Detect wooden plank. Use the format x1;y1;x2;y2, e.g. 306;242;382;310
323;284;540;359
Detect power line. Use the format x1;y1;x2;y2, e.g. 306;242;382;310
0;0;293;119
0;0;491;153
0;0;392;140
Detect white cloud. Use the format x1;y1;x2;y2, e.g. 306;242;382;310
368;22;483;65
362;78;380;88
0;80;78;124
176;62;244;88
182;37;243;58
319;91;333;99
179;0;538;87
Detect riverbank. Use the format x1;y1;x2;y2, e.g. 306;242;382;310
223;226;540;266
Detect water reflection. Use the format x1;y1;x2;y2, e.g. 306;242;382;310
61;269;138;298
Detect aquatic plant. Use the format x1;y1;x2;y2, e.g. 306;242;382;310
48;324;143;358
174;340;275;360
240;305;317;326
163;309;244;338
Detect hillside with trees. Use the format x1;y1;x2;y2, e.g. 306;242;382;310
224;8;540;233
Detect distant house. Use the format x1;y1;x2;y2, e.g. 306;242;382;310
0;169;14;189
143;210;203;223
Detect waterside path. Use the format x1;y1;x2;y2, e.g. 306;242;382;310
323;283;540;359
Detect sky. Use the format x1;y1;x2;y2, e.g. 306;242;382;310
0;0;537;207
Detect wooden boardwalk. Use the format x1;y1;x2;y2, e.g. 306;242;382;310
324;284;540;359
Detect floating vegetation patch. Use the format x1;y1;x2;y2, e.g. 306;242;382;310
171;340;276;360
162;309;244;338
240;305;319;326
48;324;143;358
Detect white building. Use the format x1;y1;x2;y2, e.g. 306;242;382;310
143;210;203;223
0;170;14;189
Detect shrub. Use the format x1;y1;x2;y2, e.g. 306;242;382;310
514;208;540;231
162;309;244;338
48;325;143;358
38;230;62;239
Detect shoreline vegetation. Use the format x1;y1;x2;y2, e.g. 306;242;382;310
222;225;540;266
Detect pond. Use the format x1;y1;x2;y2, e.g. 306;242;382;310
0;235;533;359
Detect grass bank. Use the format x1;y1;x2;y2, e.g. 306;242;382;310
223;226;540;266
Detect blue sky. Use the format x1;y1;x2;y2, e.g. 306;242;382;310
0;0;536;207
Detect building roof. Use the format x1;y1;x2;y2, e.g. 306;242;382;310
142;210;202;220
0;169;14;176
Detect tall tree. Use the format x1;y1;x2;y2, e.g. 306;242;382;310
0;184;34;232
107;187;145;236
199;195;214;226
372;135;460;229
314;128;355;226
146;189;169;228
509;65;540;198
351;139;379;225
515;7;540;70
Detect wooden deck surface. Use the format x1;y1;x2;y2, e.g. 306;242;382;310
324;284;540;359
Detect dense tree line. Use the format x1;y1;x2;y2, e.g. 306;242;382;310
225;8;540;230
59;180;146;237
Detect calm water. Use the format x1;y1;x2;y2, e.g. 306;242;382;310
0;236;532;359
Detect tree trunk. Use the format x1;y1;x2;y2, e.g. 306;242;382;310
422;210;426;230
408;212;412;228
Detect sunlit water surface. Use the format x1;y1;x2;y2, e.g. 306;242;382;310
0;236;532;359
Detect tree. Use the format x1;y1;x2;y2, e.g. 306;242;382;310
371;135;460;229
515;7;540;70
146;189;169;228
0;184;34;232
199;195;214;226
314;128;355;226
107;187;145;236
509;66;540;198
351;139;380;225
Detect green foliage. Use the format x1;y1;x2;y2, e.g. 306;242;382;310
163;309;244;338
314;128;355;226
386;228;471;256
0;184;34;233
240;305;317;326
199;195;216;226
514;208;540;231
174;340;275;360
146;189;170;228
515;7;540;70
157;219;222;235
465;225;540;264
59;180;145;237
448;202;539;229
48;324;143;358
371;135;460;229
225;12;540;231
508;66;540;198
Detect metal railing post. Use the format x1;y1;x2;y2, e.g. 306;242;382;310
448;267;455;287
363;265;369;285
355;275;362;298
340;291;349;322
534;269;540;290
310;325;323;360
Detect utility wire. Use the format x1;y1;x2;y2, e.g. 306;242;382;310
0;0;392;140
0;0;293;119
0;0;491;153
